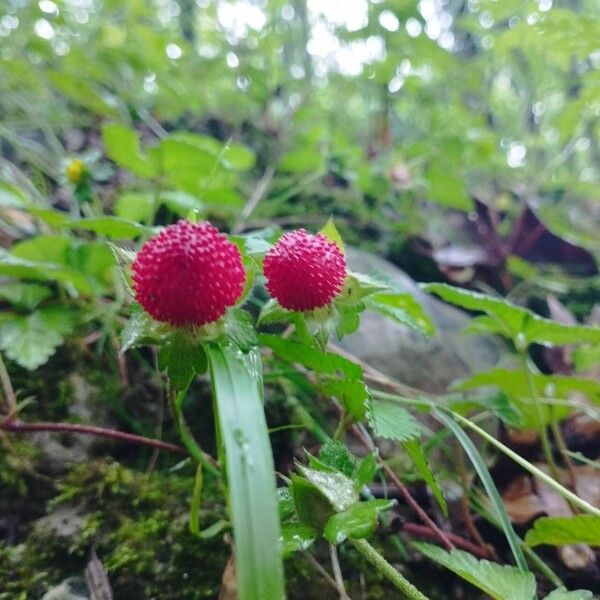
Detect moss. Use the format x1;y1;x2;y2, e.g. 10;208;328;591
2;459;229;599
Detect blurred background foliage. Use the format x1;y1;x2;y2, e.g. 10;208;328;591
1;0;599;255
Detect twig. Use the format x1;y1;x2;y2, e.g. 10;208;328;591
303;551;351;597
1;419;190;456
401;523;494;560
329;543;351;600
0;351;17;416
232;165;276;234
351;423;455;552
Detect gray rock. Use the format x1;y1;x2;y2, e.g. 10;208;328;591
33;373;115;475
340;247;504;393
41;577;89;600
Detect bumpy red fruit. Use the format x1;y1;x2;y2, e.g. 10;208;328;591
263;229;347;311
132;220;245;326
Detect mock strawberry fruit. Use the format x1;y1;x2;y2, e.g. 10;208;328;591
132;220;245;326
263;229;347;311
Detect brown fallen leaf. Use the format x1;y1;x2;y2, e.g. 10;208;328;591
218;553;237;600
85;549;113;600
502;465;600;570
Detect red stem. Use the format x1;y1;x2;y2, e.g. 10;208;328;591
1;419;187;455
351;423;455;551
402;522;495;560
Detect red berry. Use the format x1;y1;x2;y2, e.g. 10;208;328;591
263;229;347;311
132;220;245;326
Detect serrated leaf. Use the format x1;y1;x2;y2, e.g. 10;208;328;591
158;331;207;391
291;475;336;532
414;543;536;600
315;441;356;477
543;587;593;600
404;439;447;516
102;124;156;178
260;334;362;379
319;379;370;421
424;283;600;347
320;217;345;252
0;251;92;294
366;292;434;336
0;282;52;310
0;307;75;370
525;515;600;547
120;306;166;352
335;303;363;338
324;499;396;544
280;522;316;557
299;466;358;512
257;299;292;325
368;400;422;442
458;369;600;401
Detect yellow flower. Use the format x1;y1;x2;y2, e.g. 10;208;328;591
66;159;87;184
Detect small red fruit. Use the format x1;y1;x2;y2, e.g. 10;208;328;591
132;220;245;326
263;229;347;311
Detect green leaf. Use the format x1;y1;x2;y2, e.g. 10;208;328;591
62;216;151;238
0;307;75;370
368;400;422;443
257;299;292;326
120;306;167;352
414;543;536;600
426;166;474;211
49;72;118;117
543;588;593;600
0;282;52;310
424;283;600;347
366;292;434;336
206;343;285;600
280;522;316;557
279;148;326;173
319;379;370;421
315;441;356;477
324;499;396;544
299;466;358;512
434;410;528;571
114;192;155;222
158;331;207;391
291;475;336;532
573;345;600;373
224;308;258;353
354;452;378;489
455;369;600;428
320;217;345;252
0;250;92;294
0;181;28;206
260;334;362;379
404;439;447;516
525;515;600;548
102;124;156;178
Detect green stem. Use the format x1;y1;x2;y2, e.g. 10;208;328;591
518;351;560;482
189;463;203;536
452;411;600;517
351;538;429;600
168;387;219;477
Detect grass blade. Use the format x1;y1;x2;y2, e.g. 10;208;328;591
206;342;285;600
433;409;528;571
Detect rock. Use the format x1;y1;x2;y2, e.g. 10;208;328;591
33;373;115;475
340;247;504;393
41;577;89;600
34;504;86;540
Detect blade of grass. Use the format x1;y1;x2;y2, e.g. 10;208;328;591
450;410;600;518
206;342;285;600
433;409;528;571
